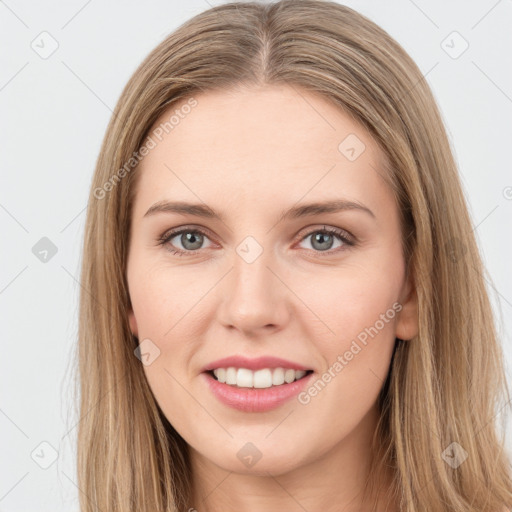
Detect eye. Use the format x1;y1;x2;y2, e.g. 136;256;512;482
157;225;355;257
296;226;354;255
157;227;213;256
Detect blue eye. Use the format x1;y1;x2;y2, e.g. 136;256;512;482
298;226;353;252
157;225;354;257
158;228;214;256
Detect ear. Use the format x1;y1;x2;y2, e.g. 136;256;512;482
128;308;139;338
395;271;419;341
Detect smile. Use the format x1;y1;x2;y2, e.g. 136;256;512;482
210;367;311;388
203;369;315;413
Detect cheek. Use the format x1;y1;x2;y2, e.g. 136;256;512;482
309;263;402;337
129;267;199;418
294;269;400;433
128;261;206;338
128;263;209;397
300;255;403;379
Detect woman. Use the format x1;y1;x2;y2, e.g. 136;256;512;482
76;1;512;510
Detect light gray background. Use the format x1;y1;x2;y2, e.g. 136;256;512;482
1;0;511;510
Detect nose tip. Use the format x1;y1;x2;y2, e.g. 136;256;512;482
217;253;290;336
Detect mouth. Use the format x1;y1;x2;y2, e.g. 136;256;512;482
202;367;315;412
200;355;316;412
206;367;314;389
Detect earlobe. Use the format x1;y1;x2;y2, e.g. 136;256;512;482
395;274;419;341
128;309;138;338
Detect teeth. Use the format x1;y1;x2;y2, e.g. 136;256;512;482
237;368;253;387
284;369;296;383
226;367;237;385
272;367;285;386
212;367;308;388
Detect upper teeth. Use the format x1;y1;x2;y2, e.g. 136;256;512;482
212;367;307;388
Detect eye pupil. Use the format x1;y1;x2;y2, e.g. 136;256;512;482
181;231;203;250
311;232;334;251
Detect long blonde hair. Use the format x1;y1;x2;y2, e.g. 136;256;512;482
75;1;512;510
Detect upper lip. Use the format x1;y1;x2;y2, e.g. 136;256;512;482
202;355;312;372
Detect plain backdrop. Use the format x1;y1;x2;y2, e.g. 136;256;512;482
1;0;511;510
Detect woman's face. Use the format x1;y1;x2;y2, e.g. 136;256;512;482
126;84;418;477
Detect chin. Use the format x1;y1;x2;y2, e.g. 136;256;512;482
195;439;311;477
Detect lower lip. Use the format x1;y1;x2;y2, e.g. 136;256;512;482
202;371;314;412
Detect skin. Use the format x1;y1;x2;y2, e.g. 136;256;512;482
126;84;419;512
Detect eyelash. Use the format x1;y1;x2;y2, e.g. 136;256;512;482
157;225;355;257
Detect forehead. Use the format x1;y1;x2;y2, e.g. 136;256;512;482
132;84;391;218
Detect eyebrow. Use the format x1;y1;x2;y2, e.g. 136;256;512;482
143;199;375;221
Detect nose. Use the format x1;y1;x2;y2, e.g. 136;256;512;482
217;247;291;337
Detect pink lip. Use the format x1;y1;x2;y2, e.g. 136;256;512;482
201;371;314;412
201;355;312;372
